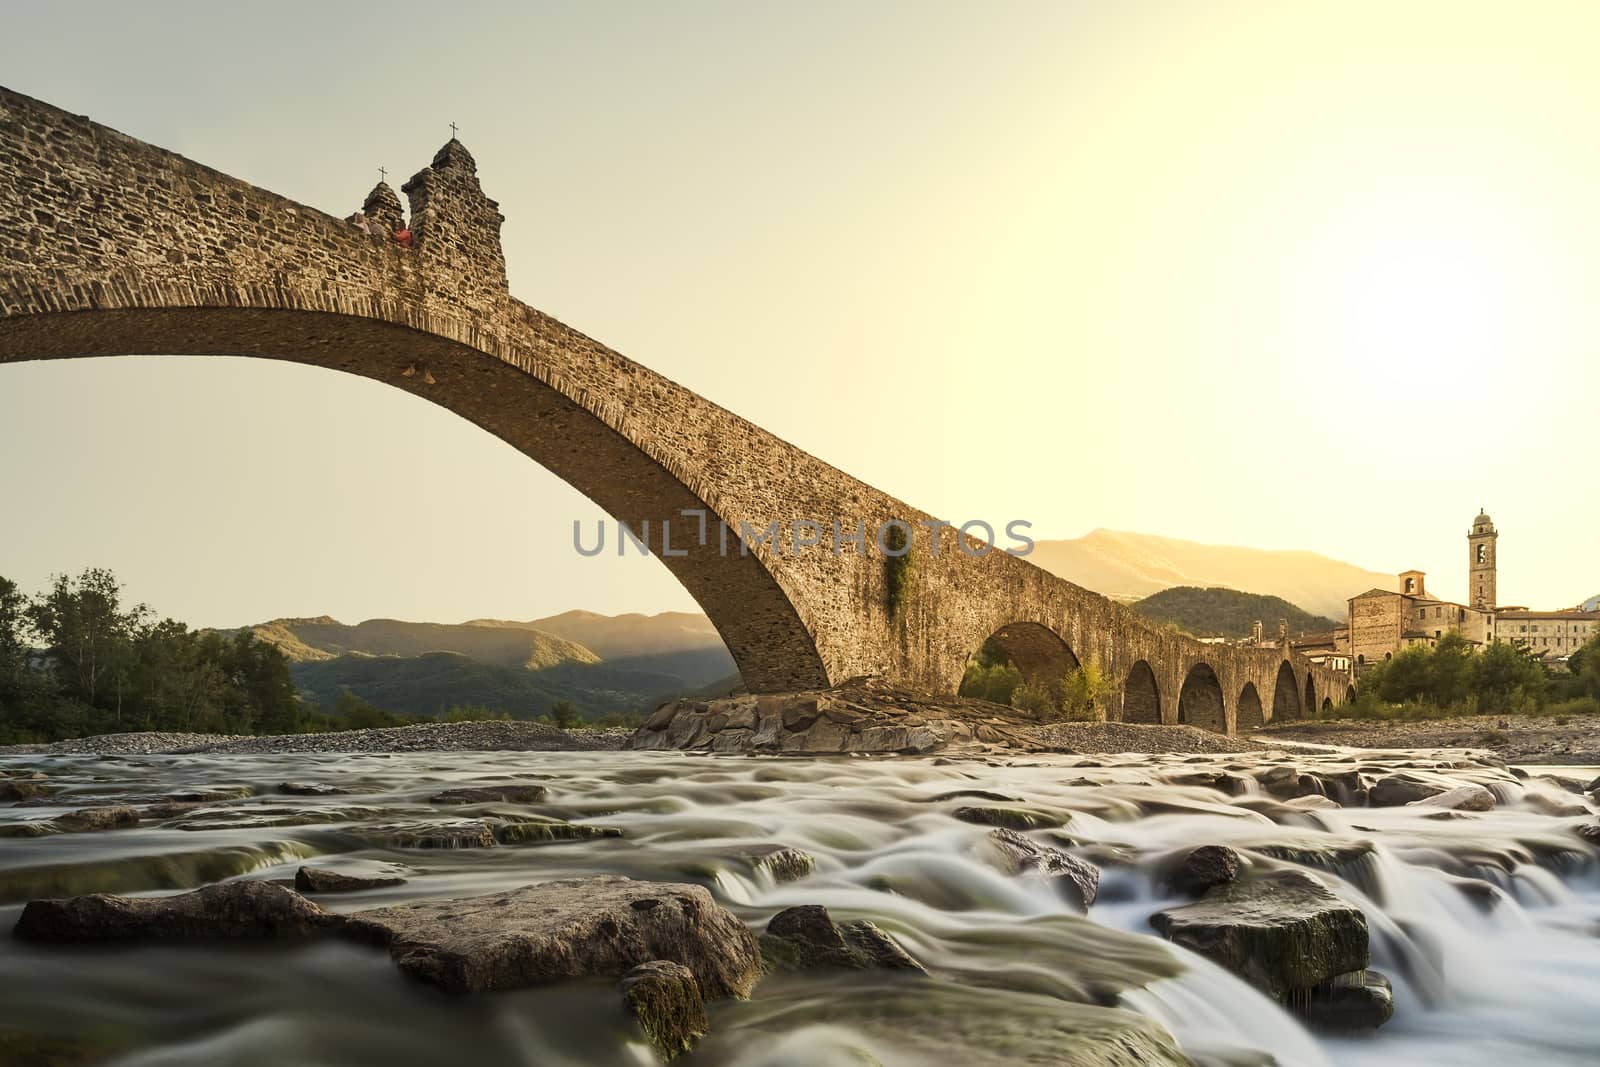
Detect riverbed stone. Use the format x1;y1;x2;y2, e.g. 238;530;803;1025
428;784;549;805
1149;870;1369;999
294;867;407;893
743;844;816;883
360;820;498;849
277;782;348;796
342;876;761;997
52;806;139;833
620;960;708;1061
1368;775;1446;807
12;881;338;943
760;905;925;974
1406;785;1495;812
953;806;1065;831
1301;969;1394;1030
1166;845;1242;898
985;828;1100;910
0;779;49;802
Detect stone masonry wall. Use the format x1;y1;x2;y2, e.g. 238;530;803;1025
0;86;1351;725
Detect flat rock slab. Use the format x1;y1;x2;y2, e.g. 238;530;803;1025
12;881;338;943
342;876;761;997
428;784;549;805
1149;869;1368;999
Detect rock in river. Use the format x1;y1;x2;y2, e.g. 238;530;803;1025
620;960;709;1061
1164;844;1242;898
760;904;926;974
12;881;338;943
294;867;407;894
342;876;761;997
1368;775;1446;807
428;784;549;805
985;828;1100;910
1302;968;1395;1031
1407;784;1496;812
1149;869;1369;1000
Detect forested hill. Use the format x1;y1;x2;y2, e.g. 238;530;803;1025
1131;586;1339;639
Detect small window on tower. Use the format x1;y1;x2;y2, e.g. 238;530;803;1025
1477;544;1487;564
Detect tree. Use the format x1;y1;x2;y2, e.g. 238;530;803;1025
1427;631;1475;708
26;568;150;725
1471;640;1546;712
0;576;31;706
548;700;582;729
1371;645;1431;704
333;690;402;729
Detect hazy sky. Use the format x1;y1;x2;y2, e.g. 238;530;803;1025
1;1;1596;627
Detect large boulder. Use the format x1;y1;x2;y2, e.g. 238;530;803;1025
342;876;761;997
12;881;338;943
985;828;1100;910
620;960;709;1062
1149;870;1369;1000
760;905;925;974
1165;845;1242;898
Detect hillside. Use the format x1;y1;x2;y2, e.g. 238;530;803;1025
289;652;693;721
1131;586;1339;639
1027;529;1392;619
223;612;740;722
465;610;737;688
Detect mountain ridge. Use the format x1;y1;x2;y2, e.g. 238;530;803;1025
1027;529;1390;619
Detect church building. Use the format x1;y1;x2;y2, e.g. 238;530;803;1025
1345;510;1596;672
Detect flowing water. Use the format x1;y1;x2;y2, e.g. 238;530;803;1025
0;748;1596;1066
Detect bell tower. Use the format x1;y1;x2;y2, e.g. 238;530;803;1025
1468;508;1497;610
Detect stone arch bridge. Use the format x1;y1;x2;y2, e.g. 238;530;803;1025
0;87;1350;733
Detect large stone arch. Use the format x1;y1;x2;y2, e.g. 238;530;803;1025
0;85;1360;705
1178;663;1225;733
1271;661;1302;721
1237;682;1264;731
1122;660;1161;724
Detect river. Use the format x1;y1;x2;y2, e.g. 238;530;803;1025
1;748;1596;1066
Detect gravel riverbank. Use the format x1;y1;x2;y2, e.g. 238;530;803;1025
1257;711;1600;765
0;720;632;757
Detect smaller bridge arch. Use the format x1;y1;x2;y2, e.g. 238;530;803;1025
1122;660;1161;724
1178;663;1226;732
1271;661;1301;721
1304;675;1317;715
1237;682;1264;731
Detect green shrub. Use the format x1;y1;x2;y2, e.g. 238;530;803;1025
1056;660;1112;722
1011;680;1056;719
